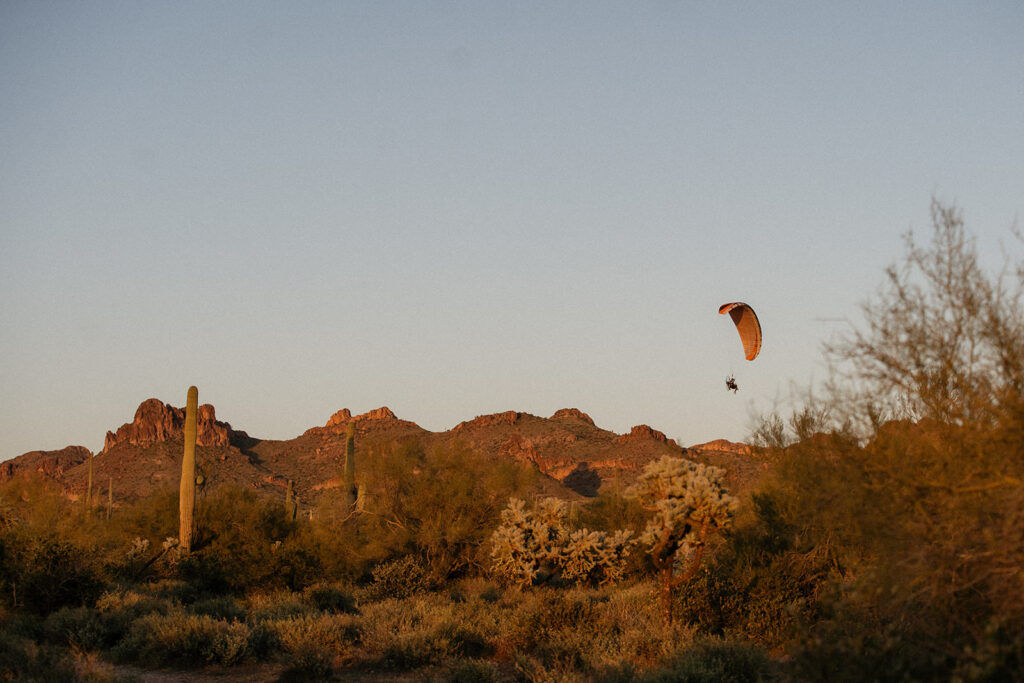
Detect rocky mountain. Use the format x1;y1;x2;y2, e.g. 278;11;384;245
4;398;766;507
0;445;92;483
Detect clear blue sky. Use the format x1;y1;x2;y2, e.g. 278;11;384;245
2;2;1022;459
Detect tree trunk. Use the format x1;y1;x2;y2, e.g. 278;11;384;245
660;565;675;625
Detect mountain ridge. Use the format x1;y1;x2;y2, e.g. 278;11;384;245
2;397;762;505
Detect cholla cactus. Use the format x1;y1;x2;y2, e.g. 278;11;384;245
126;537;151;561
628;455;738;624
560;528;634;586
490;497;634;587
490;497;568;587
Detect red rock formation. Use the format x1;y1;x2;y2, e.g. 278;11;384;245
322;406;396;429
102;398;233;453
689;439;751;455
617;424;669;444
453;411;521;432
357;406;396;421
0;445;92;483
500;433;539;466
325;409;352;428
550;408;595;426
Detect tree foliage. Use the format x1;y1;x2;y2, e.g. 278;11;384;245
756;201;1024;677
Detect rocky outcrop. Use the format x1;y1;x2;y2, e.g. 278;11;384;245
322;406;398;430
358;406;396;421
617;424;669;445
550;408;595;426
689;439;751;455
453;411;521;432
0;445;92;483
102;398;235;453
325;409;352;427
305;406;419;438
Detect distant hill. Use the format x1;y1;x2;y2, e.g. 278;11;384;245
3;398;767;507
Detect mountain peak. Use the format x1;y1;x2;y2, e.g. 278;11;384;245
102;398;237;453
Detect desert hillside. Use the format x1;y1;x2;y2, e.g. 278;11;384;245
2;398;763;505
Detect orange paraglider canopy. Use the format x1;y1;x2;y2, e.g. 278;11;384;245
719;302;762;361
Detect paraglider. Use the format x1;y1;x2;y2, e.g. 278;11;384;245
719;302;762;392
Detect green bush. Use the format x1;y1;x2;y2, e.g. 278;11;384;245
268;613;355;676
369;556;431;600
0;529;107;614
113;609;253;666
443;658;501;682
246;590;314;622
189;595;245;621
377;622;492;671
178;487;297;593
43;606;110;651
648;639;774;682
673;493;830;646
0;630;77;683
303;582;358;614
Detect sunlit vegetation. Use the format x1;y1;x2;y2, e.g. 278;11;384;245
0;201;1020;681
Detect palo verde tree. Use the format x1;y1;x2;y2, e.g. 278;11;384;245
757;201;1024;677
629;455;737;625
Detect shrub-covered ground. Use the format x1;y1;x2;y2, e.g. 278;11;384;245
1;575;777;682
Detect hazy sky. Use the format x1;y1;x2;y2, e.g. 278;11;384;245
2;2;1022;459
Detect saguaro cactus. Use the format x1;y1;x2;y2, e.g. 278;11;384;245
179;385;198;553
285;479;298;521
344;422;357;509
107;476;113;520
86;451;94;516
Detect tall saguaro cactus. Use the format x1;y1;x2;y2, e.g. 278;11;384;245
179;385;198;553
86;451;94;517
344;422;357;510
285;479;298;521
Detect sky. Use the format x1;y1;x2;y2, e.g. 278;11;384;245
2;2;1022;460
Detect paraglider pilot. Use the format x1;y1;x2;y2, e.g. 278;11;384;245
725;376;739;393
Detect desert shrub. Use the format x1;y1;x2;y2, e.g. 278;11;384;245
0;630;78;682
246;589;314;622
443;658;502;682
91;586;177;648
268;613;355;676
479;584;502;603
0;528;107;614
376;621;493;670
369;555;431;600
335;440;540;583
189;594;245;621
178;487;297;593
648;638;774;682
674;493;832;646
42;606;110;651
113;609;253;666
272;534;325;591
103;490;177;555
490;583;689;676
139;578;200;605
358;593;492;669
302;582;358;614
